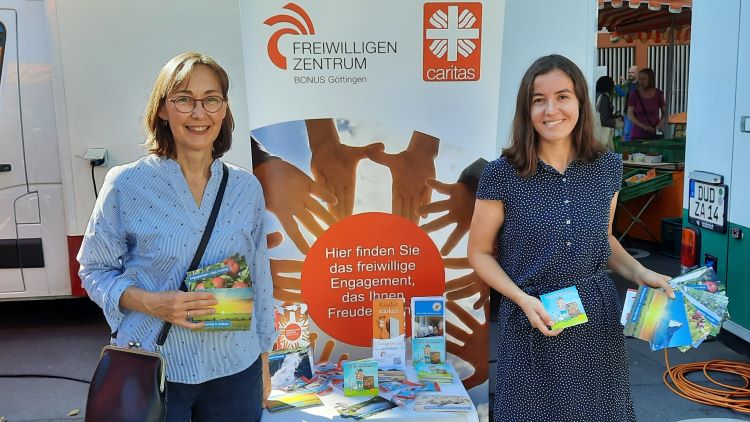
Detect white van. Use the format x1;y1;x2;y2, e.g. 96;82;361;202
0;0;252;300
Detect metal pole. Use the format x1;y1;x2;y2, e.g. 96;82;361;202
665;14;675;137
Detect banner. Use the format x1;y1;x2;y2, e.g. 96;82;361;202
240;1;503;417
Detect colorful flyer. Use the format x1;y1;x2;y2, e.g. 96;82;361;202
410;297;446;338
624;287;692;351
540;286;589;330
266;389;324;413
273;303;311;352
372;298;406;370
343;359;379;397
412;337;445;364
185;253;253;331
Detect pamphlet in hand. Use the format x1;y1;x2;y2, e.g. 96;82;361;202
540;286;588;330
624;286;692;351
185;253;253;331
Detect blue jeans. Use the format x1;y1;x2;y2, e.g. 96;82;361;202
165;357;263;422
623;117;633;141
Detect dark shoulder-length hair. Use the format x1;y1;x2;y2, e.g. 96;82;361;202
142;51;234;159
596;75;615;94
639;67;656;90
503;54;604;177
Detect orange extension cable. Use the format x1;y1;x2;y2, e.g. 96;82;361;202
663;348;750;413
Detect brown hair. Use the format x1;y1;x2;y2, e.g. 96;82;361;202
143;51;234;158
639;67;656;90
503;54;604;177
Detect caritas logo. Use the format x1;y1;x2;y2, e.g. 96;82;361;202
423;2;482;82
264;3;315;70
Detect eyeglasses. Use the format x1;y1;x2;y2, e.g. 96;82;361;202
168;95;226;113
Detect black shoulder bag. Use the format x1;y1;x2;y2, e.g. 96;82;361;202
85;163;229;422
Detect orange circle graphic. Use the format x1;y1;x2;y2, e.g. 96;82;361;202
301;212;444;347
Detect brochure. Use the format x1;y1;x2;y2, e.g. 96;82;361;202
372;298;406;370
412;337;445;364
273;303;311;351
269;303;314;389
334;396;397;420
268;348;314;390
624;286;693;351
413;394;473;412
266;389;323;413
411;296;446;338
185;253;253;331
620;288;638;326
539;286;588;330
342;359;379;397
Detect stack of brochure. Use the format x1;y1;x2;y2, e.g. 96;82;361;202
414;362;454;384
623;266;729;351
413;394;473;412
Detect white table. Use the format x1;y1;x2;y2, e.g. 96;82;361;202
261;362;479;422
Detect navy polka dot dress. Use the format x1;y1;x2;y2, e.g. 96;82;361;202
477;152;635;422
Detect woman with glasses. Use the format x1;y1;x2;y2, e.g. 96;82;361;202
78;52;275;421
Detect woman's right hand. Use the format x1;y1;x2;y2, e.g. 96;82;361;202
517;294;563;337
141;290;218;330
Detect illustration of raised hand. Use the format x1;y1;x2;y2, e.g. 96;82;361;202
307;119;384;219
368;131;439;223
419;179;475;255
446;300;489;390
309;332;350;365
255;157;337;254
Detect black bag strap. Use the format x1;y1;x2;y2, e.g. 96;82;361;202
154;162;229;347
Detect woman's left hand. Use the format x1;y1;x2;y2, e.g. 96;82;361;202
635;267;674;298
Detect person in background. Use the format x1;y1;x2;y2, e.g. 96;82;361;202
78;51;276;422
595;75;621;129
615;65;638;140
468;54;672;421
627;67;667;140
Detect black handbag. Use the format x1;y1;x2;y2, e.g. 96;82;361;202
85;163;229;422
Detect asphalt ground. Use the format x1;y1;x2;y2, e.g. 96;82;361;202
1;239;749;421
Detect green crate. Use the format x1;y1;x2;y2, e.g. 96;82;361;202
614;138;686;162
619;169;673;203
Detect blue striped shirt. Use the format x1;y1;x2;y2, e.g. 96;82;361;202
78;155;277;384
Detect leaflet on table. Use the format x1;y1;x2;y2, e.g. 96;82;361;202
185;253;253;331
539;286;589;330
410;296;446;368
342;359;379;397
269;303;314;389
414;362;454;383
412;337;445;364
413;394;473;412
334;396;397;420
266;389;323;413
372;298;406;370
624;287;692;350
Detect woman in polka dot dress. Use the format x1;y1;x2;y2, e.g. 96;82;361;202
468;55;674;422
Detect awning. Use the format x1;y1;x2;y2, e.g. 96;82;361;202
598;0;692;43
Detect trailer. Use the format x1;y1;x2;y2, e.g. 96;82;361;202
682;0;750;341
0;0;253;300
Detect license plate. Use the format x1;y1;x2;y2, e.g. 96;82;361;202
688;180;727;233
